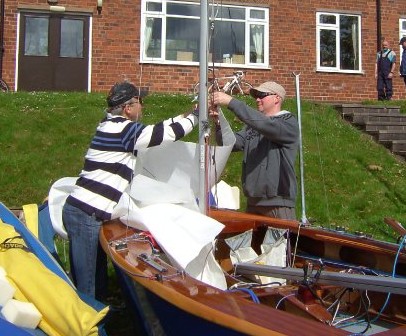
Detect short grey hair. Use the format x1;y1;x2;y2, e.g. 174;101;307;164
108;98;132;115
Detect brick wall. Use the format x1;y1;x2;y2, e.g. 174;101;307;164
2;0;406;102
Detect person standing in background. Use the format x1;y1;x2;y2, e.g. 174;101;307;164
375;40;396;100
399;37;406;87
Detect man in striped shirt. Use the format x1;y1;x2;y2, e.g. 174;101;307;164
62;81;198;300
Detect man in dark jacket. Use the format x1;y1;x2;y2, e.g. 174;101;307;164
210;81;299;220
399;37;406;87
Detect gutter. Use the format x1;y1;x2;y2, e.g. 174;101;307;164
0;0;4;77
376;0;381;51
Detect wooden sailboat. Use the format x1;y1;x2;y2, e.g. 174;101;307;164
100;1;406;335
100;209;406;335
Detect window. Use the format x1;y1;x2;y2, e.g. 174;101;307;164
141;0;269;67
60;19;84;58
24;16;49;56
316;12;361;73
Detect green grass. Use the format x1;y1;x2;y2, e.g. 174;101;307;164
0;92;405;243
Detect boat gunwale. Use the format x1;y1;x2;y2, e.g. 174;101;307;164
101;219;381;336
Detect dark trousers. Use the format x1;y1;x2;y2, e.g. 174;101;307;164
377;72;393;100
246;205;296;220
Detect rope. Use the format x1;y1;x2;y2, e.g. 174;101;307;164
310;103;331;227
275;293;295;309
370;234;406;322
227;288;260;304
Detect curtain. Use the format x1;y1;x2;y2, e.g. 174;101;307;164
144;18;154;58
251;25;264;63
351;22;358;70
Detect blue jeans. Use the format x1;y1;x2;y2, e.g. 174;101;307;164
62;202;107;300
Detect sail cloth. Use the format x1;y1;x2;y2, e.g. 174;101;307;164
114;109;234;289
49;178;229;289
48;177;78;240
114;200;227;289
211;180;240;210
113;111;234;290
225;228;287;285
133;108;235;197
48;111;235;290
122;175;199;212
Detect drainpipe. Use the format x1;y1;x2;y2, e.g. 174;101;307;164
0;0;4;77
376;0;382;51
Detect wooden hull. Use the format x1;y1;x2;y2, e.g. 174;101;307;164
210;209;406;277
100;208;406;336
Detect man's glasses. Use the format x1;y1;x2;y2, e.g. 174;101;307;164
250;90;276;100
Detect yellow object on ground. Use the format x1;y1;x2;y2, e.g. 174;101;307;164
0;220;108;336
22;204;39;239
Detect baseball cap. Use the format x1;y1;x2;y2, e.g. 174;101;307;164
399;37;406;45
107;81;148;107
250;81;286;100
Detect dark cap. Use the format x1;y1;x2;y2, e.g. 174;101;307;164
107;81;148;107
399;37;406;45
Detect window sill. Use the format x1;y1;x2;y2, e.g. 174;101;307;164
141;59;271;70
316;68;364;75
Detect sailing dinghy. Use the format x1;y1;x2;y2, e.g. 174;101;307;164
99;206;406;336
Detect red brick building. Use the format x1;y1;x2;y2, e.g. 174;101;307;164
1;0;406;102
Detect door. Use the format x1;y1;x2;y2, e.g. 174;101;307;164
18;12;90;91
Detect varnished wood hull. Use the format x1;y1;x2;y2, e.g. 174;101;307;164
100;208;406;336
210;209;406;277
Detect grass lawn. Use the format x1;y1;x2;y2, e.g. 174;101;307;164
0;91;405;243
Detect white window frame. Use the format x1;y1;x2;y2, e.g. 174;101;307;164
316;12;362;73
140;0;269;68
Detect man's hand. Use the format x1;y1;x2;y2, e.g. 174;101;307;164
208;106;220;125
183;104;199;118
211;92;233;107
192;105;199;117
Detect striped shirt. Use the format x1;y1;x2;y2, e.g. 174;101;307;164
66;112;197;220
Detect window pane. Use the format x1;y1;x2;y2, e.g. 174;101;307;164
320;14;336;25
24;17;49;56
146;2;162;12
250;24;264;63
402;21;406;31
210;21;245;63
167;3;199;16
320;29;336;67
212;6;245;20
340;16;359;70
250;9;265;20
145;17;162;58
166;17;199;61
60;19;83;58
